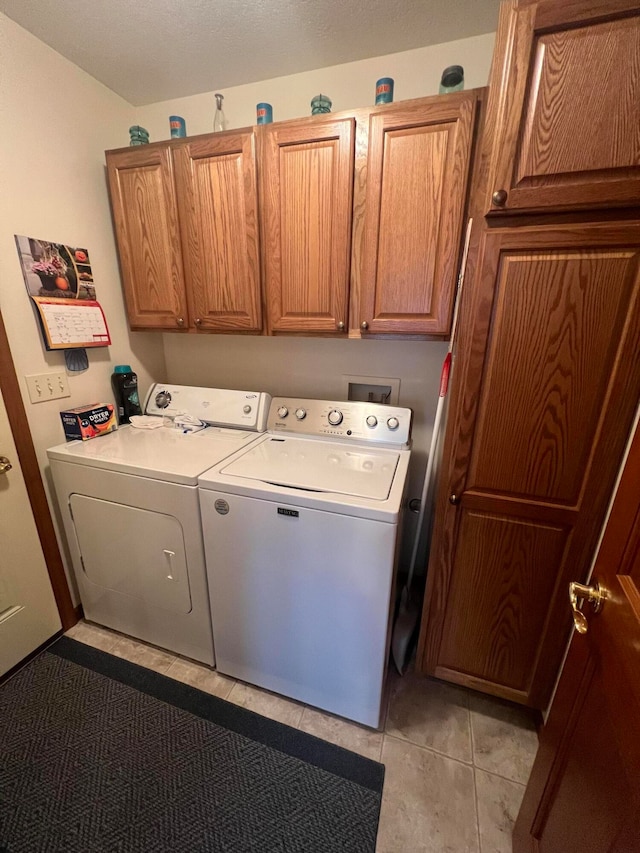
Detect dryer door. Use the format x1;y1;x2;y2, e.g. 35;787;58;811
69;495;192;614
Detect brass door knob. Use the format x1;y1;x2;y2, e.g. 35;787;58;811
449;493;460;505
337;321;345;331
569;581;606;634
176;317;185;326
194;318;202;326
361;321;369;331
0;456;12;475
492;189;508;206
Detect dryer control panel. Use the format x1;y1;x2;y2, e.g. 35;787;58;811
268;397;412;447
144;384;271;431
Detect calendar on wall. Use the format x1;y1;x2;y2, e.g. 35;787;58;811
31;299;111;349
14;234;112;351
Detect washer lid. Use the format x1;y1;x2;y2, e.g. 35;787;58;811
47;425;260;485
219;436;400;500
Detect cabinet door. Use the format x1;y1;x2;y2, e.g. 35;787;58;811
360;92;478;335
484;0;640;215
106;147;188;330
174;131;262;332
418;222;640;708
260;117;355;334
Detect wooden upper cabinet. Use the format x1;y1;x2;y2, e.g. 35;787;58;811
418;221;640;708
174;132;262;332
259;117;355;334
360;92;479;335
106;146;188;330
484;0;640;214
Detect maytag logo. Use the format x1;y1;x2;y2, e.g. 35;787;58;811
277;507;299;518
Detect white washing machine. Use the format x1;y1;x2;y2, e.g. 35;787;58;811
48;384;271;666
198;397;412;727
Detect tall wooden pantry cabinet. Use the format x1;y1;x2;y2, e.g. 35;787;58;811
417;0;640;709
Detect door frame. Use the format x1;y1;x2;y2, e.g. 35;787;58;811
0;309;75;629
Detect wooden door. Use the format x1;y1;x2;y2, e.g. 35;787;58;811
418;221;640;708
260;117;355;334
484;0;640;215
174;131;262;332
106;146;188;330
513;417;640;852
360;92;478;335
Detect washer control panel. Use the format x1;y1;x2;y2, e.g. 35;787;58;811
268;397;412;446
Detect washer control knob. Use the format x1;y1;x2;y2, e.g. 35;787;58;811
295;408;307;420
328;409;343;426
387;416;400;431
277;406;289;418
243;404;252;414
155;390;172;409
366;415;378;428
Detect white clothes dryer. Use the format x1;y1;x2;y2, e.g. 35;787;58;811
198;397;412;727
48;385;271;666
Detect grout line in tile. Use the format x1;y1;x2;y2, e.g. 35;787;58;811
377;734;386;764
384;722;475;765
220;682;236;700
473;767;483;853
382;732;475;769
469;708;535;786
384;727;475;764
110;636;177;667
383;732;481;851
66;630;118;654
474;764;529;789
469;703;476;765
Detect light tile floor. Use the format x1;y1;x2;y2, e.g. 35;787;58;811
65;621;539;853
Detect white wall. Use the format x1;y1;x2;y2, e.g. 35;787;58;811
136;32;494;140
0;13;167;600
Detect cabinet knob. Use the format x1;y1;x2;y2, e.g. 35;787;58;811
361;321;369;331
492;189;508;207
176;317;185;326
194;318;202;326
449;493;460;505
337;321;345;331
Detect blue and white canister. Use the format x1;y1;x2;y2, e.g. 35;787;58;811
256;103;273;124
169;116;187;138
375;78;394;105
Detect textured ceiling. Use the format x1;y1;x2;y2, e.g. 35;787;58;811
0;0;500;106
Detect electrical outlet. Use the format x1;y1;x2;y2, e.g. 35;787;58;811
25;372;70;403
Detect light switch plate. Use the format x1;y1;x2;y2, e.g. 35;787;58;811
25;372;70;403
